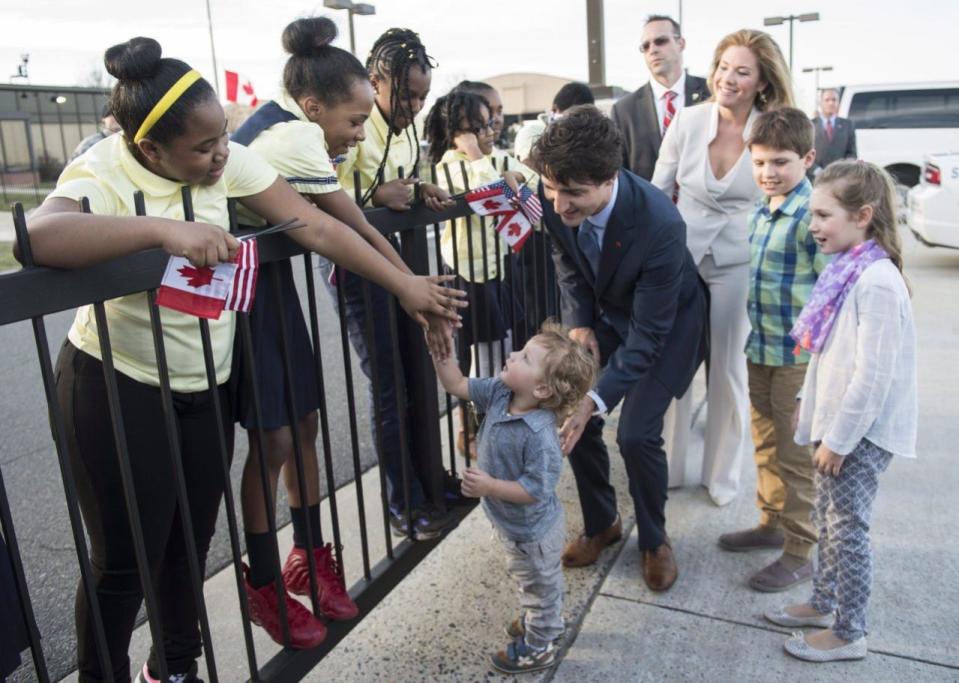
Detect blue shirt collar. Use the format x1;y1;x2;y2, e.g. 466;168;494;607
585;175;619;229
489;398;556;433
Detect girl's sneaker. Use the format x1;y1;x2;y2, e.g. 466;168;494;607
242;564;326;649
490;635;556;674
136;662;203;683
282;544;359;621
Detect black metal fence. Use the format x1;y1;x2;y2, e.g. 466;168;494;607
0;161;559;682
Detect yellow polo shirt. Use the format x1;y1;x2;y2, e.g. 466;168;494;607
337;104;420;205
245;90;342;198
49;134;277;391
436;149;538;282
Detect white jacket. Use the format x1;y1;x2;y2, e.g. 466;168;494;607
795;259;917;458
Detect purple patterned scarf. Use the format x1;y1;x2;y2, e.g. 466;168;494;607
790;239;889;353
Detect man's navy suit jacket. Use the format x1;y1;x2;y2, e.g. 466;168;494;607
540;169;707;411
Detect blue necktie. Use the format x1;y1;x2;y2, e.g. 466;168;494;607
577;219;601;278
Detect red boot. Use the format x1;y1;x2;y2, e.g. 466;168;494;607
283;544;359;621
242;564;326;649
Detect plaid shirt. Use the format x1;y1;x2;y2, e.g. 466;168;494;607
746;178;828;366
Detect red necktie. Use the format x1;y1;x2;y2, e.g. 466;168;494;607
825;119;834;142
662;90;678;136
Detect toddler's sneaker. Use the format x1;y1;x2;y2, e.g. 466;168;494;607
136;661;202;683
490;635;555;674
282;544;359;621
504;614;566;642
242;564;326;649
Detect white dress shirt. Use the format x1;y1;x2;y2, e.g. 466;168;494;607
581;176;619;414
649;72;687;137
795;260;917;458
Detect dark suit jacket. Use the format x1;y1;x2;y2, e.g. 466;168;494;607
540;169;706;410
811;115;857;176
610;75;711;180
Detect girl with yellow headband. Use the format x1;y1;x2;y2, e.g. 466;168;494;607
23;36;464;683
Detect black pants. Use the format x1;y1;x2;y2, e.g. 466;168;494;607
55;342;232;683
566;322;675;551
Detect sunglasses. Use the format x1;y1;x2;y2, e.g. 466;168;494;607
640;35;679;53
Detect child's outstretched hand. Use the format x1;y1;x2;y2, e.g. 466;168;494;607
420;182;455;212
461;467;492;498
398;274;467;330
813;443;844;477
424;314;458;361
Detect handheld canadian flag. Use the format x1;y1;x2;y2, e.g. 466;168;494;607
156;238;259;319
495;211;533;253
464;179;542;252
224;70;259;107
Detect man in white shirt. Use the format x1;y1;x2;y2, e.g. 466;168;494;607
611;15;710;180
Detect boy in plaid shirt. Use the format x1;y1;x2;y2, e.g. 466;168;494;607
719;108;828;591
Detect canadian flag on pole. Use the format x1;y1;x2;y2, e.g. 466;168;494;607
224;70;259;107
495;211;533;253
156;238;259;319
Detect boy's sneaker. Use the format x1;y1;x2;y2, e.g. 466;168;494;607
389;506;457;541
242;564;327;649
136;662;203;683
282;544;359;620
504;615;566;642
490;635;556;674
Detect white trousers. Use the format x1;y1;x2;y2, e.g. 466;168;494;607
663;255;751;505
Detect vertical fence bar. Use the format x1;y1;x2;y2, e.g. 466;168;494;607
443;163;475;468
267;263;322;617
334;274;372;577
136;191;219;683
429;164;457;478
12;203;114;681
353;175;394;559
461;161;495;380
90;285;171;680
300;251;344;571
396;167;445;509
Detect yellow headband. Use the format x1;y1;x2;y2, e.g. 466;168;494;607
132;69;203;144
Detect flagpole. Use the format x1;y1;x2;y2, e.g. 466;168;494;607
205;0;221;96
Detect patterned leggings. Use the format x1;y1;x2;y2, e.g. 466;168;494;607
809;439;893;641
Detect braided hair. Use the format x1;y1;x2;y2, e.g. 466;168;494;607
363;28;435;205
423;91;490;164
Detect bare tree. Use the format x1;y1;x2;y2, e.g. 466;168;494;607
79;63;115;89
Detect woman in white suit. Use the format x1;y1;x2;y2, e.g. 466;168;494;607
652;29;794;505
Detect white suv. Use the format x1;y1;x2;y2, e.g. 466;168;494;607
907;153;959;249
839;82;959;191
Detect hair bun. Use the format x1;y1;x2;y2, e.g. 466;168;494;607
282;16;338;57
104;37;163;81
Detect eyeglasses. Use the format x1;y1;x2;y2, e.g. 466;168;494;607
461;121;495;135
640;35;679;53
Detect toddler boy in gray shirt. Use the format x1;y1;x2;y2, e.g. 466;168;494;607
433;322;596;674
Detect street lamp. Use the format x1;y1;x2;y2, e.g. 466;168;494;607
764;12;820;71
802;65;833;106
323;0;377;56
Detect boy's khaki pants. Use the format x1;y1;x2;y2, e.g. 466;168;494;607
747;360;817;559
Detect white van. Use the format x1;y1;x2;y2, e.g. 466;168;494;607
907;153;959;249
839;82;959;189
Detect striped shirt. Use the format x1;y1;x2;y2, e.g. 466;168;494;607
745;178;828;366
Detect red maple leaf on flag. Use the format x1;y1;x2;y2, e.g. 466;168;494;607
483;199;503;211
507;221;522;237
177;264;218;288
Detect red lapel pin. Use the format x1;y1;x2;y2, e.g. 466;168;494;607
615;241;622;248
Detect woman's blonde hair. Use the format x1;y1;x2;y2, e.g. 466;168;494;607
815;160;906;276
532;321;598;419
708;29;795;111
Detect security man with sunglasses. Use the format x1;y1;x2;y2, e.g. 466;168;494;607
611;14;710;181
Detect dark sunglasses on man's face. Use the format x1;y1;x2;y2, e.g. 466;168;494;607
640;35;678;53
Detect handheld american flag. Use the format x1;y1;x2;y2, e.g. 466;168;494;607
464;179;542;251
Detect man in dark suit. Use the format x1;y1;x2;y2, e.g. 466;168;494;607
611;15;711;180
530;106;707;591
810;88;857;177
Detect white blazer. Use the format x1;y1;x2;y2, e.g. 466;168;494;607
652;103;761;267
